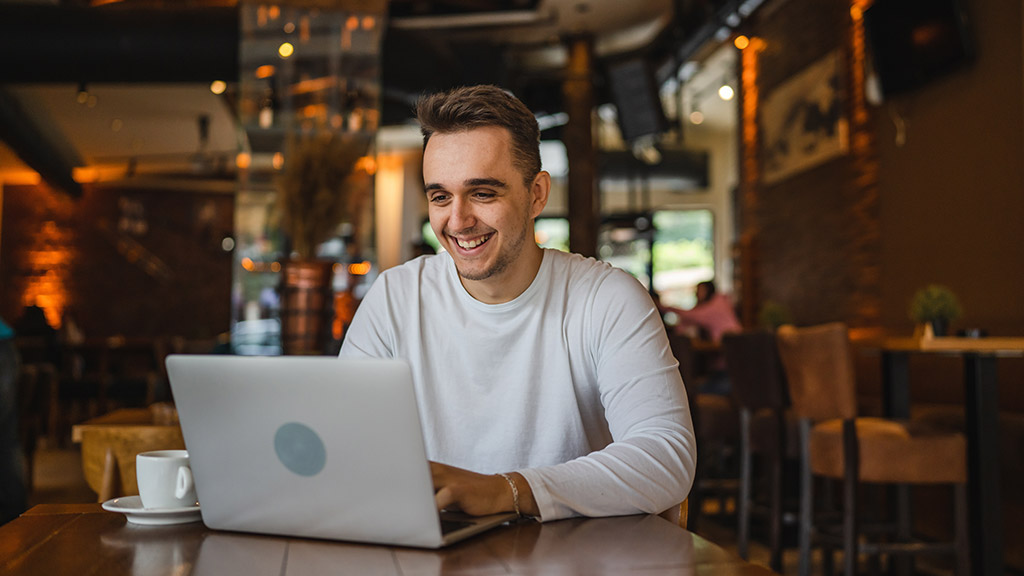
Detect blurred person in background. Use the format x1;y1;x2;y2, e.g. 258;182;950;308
0;315;26;524
660;281;741;395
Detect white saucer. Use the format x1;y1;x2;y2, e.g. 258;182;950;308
102;495;202;526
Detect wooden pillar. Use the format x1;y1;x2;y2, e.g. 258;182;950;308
562;36;598;258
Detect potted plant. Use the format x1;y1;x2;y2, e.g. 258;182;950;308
276;131;372;354
908;284;962;337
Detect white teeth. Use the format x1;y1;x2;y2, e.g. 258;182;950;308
456;235;490;249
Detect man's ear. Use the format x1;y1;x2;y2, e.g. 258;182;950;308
529;171;551;218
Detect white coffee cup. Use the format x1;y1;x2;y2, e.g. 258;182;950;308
136;450;197;509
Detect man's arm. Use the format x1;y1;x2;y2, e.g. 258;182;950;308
430;462;538;517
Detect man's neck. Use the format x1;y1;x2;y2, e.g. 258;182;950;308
461;245;545;305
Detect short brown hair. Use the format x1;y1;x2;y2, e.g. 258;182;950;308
415;85;541;186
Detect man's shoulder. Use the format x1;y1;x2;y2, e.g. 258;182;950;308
546;249;613;277
545;249;645;295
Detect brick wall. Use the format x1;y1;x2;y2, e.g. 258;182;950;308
1;183;233;340
744;0;882;329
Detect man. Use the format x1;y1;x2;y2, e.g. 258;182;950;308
340;85;695;521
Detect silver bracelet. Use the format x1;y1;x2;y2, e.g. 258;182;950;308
497;472;520;516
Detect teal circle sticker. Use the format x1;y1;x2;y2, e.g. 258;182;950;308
274;422;326;477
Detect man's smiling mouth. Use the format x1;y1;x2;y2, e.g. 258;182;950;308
454;233;492;250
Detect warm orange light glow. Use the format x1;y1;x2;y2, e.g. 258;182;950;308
849;0;882;326
345;15;359;30
734;35;750;50
241;257;255;271
291;76;336;95
255;65;276;79
356;156;377;175
278;42;294;59
348;261;372;275
236;153;252;170
0;171;42;185
268;5;280;20
362;16;376;30
272;152;284;170
71;165;126;182
300;104;326;119
20;212;72;329
270;261;281;273
740;35;766;228
210;80;227;95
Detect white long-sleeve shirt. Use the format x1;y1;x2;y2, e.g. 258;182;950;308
339;248;696;521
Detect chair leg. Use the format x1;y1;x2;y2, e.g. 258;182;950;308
894;485;913;576
842;419;859;576
99;447;119;503
769;410;785;573
738;407;751;560
798;418;813;576
953;483;970;576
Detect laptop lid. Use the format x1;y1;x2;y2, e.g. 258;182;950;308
166;355;514;548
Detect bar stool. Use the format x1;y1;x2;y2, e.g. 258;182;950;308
668;332;739;528
776;323;969;576
721;330;795;572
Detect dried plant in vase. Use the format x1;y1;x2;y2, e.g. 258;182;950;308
277;131;372;260
276;131;371;354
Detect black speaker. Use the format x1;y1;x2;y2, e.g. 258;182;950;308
607;57;668;142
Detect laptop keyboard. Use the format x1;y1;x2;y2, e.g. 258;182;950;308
440;518;474;535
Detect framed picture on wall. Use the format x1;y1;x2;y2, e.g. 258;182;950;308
761;50;849;185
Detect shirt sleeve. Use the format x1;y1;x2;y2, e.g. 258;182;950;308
517;272;697;521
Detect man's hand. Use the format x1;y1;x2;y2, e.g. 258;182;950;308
430;462;538;517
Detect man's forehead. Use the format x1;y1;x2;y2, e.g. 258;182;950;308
422;128;517;184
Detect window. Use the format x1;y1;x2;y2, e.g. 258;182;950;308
652;209;714;309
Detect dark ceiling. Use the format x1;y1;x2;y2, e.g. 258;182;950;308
0;0;745;196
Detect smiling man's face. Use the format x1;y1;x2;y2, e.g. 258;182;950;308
423;126;549;303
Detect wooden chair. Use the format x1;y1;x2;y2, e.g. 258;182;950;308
776;323;969;576
16;362;57;491
721;330;795;572
660;499;689;529
80;421;185;502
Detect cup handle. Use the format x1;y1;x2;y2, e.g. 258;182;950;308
175;466;194;500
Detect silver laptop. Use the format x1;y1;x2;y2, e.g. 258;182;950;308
165;354;517;548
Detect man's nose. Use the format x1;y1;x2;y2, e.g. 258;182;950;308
448;197;475;230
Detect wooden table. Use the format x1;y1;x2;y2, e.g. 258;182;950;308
1;504;777;575
878;336;1024;576
71;406;184;502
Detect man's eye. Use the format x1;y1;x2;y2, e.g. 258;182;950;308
430;194;449;203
